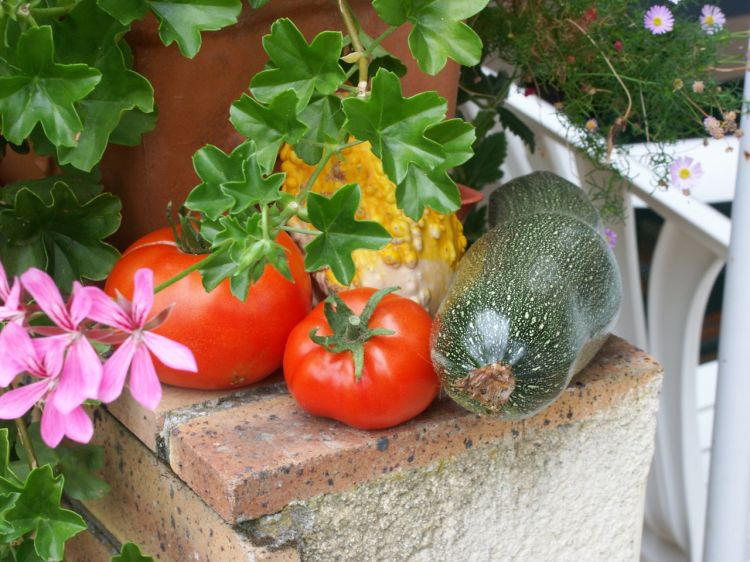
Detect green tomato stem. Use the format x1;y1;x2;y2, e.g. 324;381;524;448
14;415;37;471
153;248;227;294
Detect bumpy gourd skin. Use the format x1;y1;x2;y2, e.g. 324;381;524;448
280;142;466;314
431;173;622;419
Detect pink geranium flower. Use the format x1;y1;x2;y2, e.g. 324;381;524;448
0;323;93;447
0;262;24;325
644;5;674;35
86;268;197;410
20;269;103;414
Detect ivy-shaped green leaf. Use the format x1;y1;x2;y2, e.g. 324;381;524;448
98;0;242;59
372;0;489;75
396;164;460;219
342;69;468;219
342;69;446;185
250;19;346;109
0;179;121;291
294;95;345;164
186;141;284;219
112;543;155;562
1;465;86;562
109;108;159;146
0;26;101;147
304;184;391;285
247;0;270;7
53;0;155;171
230;90;307;173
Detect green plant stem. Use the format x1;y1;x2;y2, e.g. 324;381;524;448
30;2;81;17
338;0;368;95
15;416;37;471
279;225;322;236
261;204;270;241
153;248;227;293
296;146;334;203
16;4;38;27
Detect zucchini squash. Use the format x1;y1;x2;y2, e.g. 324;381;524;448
430;172;622;419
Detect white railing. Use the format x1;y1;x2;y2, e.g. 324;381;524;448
466;83;741;561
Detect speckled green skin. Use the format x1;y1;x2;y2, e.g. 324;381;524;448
431;173;622;419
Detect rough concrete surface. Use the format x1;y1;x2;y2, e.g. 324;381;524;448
247;373;661;562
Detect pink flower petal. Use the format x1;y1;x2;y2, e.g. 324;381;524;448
99;337;137;403
142;331;197;373
0;380;51;419
85;286;133;331
21;268;71;330
0;322;40;383
0;279;24;324
68;283;93;328
53;337;103;413
62;406;94;444
0;261;9;301
40;398;65;448
128;344;162;411
34;335;67;378
131;269;154;327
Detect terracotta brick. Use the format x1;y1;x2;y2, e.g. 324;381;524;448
66;530;117;562
106;372;286;452
83;408;299;562
166;336;661;524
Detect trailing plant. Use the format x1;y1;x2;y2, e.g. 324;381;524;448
472;0;749;220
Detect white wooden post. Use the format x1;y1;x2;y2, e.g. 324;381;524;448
703;36;750;562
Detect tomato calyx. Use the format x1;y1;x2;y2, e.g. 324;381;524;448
166;203;212;255
309;286;399;382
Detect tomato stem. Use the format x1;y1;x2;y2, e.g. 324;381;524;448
308;287;399;382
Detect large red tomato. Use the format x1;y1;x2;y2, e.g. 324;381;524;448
283;288;439;429
105;228;312;389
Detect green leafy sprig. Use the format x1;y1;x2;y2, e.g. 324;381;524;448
170;1;490;300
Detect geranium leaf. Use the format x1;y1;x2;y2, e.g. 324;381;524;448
186;144;247;219
100;0;241;58
109;108;158;146
222;149;285;211
149;0;242;59
53;0;155;171
294;95;345;164
96;0;148;24
1;465;86;561
342;69;446;185
112;543;155;562
0;179;121;291
396;164;460;219
424;118;476;169
230;90;307;173
250;19;346;109
372;0;488;75
304;184;391;285
0;26;101;147
57;444;110;501
247;0;270;7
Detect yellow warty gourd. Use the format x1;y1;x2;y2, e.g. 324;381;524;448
280;142;467;314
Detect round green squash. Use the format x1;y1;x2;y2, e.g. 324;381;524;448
430;172;622;419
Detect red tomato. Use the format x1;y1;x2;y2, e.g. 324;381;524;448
105;228;312;390
283;288;439;429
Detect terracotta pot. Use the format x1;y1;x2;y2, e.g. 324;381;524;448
101;1;461;248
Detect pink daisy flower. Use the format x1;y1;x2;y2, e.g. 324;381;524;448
700;5;726;34
86;268;197;410
669;156;703;193
644;5;674;35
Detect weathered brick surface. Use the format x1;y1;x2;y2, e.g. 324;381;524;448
158;336;660;524
83;408;299;561
66;530;117;562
